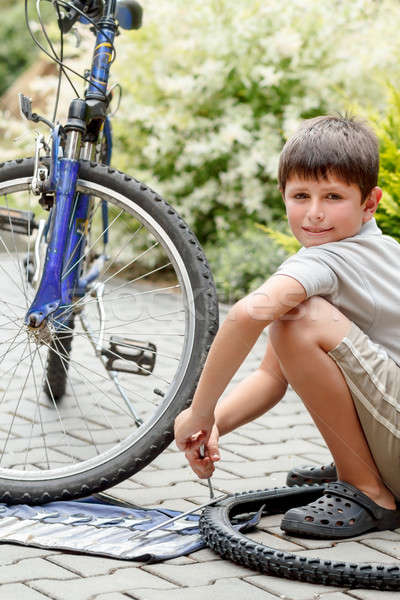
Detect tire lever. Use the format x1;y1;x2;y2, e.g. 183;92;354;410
127;492;228;544
200;443;215;499
126;445;221;545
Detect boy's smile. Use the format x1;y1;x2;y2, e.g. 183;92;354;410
283;174;382;247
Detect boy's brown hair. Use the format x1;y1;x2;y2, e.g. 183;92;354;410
278;114;379;203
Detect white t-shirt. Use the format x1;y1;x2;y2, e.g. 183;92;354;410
271;218;400;365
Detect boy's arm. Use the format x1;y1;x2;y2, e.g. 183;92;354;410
174;274;307;452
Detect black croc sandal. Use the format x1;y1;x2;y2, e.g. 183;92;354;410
286;462;337;487
280;481;400;539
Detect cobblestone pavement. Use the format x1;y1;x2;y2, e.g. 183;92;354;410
2;298;400;600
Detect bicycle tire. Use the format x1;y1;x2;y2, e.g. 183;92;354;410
44;317;75;401
199;486;400;591
0;157;218;504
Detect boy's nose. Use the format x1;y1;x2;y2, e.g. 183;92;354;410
306;205;325;221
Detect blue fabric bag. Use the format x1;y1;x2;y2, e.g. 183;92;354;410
0;493;205;562
0;492;259;562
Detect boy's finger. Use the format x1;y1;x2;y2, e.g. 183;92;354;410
187;431;208;450
207;440;220;462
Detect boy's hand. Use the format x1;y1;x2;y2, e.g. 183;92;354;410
174;406;214;453
185;424;220;479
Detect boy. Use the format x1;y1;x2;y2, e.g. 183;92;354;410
174;115;400;538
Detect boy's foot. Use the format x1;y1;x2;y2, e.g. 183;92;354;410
286;462;337;487
280;481;400;539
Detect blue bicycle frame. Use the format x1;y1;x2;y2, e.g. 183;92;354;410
25;0;117;330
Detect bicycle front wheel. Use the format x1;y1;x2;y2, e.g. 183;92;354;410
0;158;218;504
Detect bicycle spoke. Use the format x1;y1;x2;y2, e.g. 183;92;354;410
61;208;124;280
98;221;145;279
51;321;182;362
56;240;161;322
39;334;146;417
0;323;28;368
0;297;27;312
4;194;30;307
0;337;35;465
35;346;75;465
100;261;173;298
26;336;50;471
46;334;101;458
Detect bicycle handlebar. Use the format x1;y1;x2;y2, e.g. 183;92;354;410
58;0;104;33
58;0;142;33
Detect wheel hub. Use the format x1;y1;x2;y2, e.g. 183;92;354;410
26;321;54;346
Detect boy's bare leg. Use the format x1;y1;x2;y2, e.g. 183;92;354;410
269;296;396;510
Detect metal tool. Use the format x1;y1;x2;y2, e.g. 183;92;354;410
125;443;220;545
200;443;215;499
127;493;228;543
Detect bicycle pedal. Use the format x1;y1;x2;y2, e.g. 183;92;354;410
0;207;38;235
102;336;156;375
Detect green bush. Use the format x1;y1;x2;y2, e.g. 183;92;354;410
204;223;289;303
0;3;37;96
369;87;400;243
113;0;400;251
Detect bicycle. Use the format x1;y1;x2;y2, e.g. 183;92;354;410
0;0;218;504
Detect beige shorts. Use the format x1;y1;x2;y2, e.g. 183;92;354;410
328;321;400;499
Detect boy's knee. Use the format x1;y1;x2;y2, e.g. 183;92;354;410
269;296;327;338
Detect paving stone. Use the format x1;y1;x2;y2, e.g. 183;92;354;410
0;557;74;583
347;590;400;599
151;453;190;470
267;526;339;550
187;547;220;562
220;431;258;445
47;554;134;577
308;439;329;449
296;541;397;563
222;440;324;460
95;594;132;600
158;498;200;512
240;421;265;432
256;413;314;429
300;453;333;464
133;467;235;487
101;481;209;506
355;530;400;542
359;538;400;560
211;472;287;493
143;560;255;586
218;447;249;462
241;425;320;445
130;578;279;600
0;583;52;600
220;456;316;478
258;514;284;528
0;544;53;563
314;595;355;599
245;529;304;551
245;574;345;599
161;556;194;565
31;567;176;600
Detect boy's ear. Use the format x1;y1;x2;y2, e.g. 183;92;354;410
362;186;382;221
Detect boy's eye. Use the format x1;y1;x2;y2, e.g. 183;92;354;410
293;193;308;199
327;193;342;199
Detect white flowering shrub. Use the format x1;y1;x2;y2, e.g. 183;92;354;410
3;0;400;299
112;0;400;252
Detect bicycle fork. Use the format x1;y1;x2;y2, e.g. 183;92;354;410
25;100;88;336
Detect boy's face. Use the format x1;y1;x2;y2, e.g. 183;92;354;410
282;174;382;248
